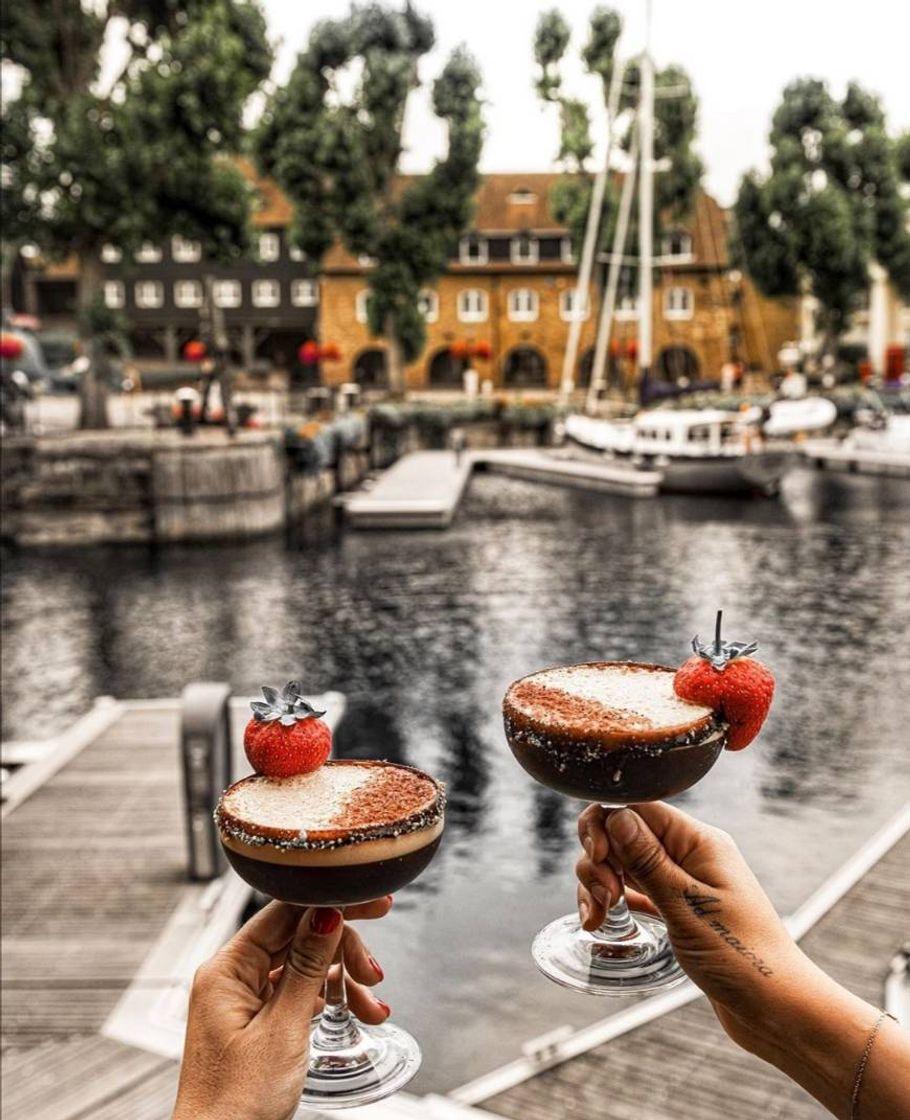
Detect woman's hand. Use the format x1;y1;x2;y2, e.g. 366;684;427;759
172;897;391;1120
575;801;802;1049
575;804;910;1118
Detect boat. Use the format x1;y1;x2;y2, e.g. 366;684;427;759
565;409;794;496
801;413;910;477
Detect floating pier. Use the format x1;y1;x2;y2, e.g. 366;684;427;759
801;439;910;477
343;449;659;528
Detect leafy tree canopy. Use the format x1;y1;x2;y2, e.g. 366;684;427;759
1;0;272;425
255;3;484;387
733;78;910;345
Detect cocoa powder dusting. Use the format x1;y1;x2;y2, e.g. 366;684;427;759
329;768;438;830
509;680;654;735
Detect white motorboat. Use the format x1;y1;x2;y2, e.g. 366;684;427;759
564;409;794;496
801;413;910;477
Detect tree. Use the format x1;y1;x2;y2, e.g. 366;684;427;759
533;7;702;258
733;79;910;356
254;2;484;396
0;0;271;427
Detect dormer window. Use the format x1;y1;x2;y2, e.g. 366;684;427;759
135;242;162;264
510;233;539;265
560;237;575;264
661;230;694;262
459;235;488;265
172;236;201;263
508;187;537;205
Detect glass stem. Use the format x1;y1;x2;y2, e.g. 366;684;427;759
312;946;362;1051
593;871;639;940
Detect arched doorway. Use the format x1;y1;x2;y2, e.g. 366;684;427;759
657;345;699;383
353;348;389;389
577;347;622;390
427;348;463;388
502;346;547;388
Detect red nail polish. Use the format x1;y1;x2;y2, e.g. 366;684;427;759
369;955;384;980
311;907;342;935
376;999;391;1016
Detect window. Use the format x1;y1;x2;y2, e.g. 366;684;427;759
661;230;693;261
101;244;122;263
288;245;306;262
508;187;536;205
252;279;280;308
664;286;694;320
213;280;242;308
560;288;590;321
458;289;488;322
258;232;280;262
459;235;488;265
417;289;439;322
134;280;163;308
291;279;318;307
103;281;124;308
355;289;370;324
560;236;575;264
510;233;539;265
171;235;201;263
135;242;162;263
174;280;203;309
508;288;538;322
615;294;639;320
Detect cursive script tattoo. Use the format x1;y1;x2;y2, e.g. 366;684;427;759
682;886;774;977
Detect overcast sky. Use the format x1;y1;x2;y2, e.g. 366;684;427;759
260;0;910;205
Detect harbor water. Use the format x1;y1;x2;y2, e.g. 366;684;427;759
2;467;909;1091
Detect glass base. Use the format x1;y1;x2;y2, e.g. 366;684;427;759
532;910;687;995
298;1019;421;1111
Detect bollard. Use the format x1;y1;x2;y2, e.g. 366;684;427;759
180;682;233;881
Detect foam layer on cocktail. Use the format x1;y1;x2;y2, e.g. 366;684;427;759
216;760;445;903
504;662;726;801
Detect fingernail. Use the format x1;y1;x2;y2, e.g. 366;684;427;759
607;809;639;848
591;883;608;906
385;895;394;908
578;899;590;925
311;907;342;935
369;955;384;980
376;999;391;1017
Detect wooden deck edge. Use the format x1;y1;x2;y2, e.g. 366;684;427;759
1;697;125;819
449;800;910;1108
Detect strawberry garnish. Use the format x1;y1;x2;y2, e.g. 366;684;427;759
673;611;774;752
244;681;332;777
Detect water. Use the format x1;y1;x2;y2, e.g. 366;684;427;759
2;468;910;1091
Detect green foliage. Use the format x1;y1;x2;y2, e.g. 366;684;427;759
256;5;484;384
582;6;622;103
1;0;272;425
533;10;571;102
733;78;910;345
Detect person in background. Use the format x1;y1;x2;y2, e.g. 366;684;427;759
575;802;910;1119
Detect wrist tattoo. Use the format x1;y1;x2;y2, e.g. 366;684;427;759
682;886;774;977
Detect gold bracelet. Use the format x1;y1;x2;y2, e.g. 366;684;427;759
850;1009;896;1119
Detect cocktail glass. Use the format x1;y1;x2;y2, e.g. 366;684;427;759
217;762;444;1110
504;662;726;995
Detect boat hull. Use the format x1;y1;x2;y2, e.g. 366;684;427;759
657;452;793;496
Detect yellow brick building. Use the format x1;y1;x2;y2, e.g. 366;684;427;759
319;173;800;392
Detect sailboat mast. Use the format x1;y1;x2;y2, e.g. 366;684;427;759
637;12;655;387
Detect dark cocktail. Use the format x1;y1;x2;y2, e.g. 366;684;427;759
504;617;774;996
216;683;445;1110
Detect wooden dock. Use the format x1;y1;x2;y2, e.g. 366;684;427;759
343;449;659;528
2;697;907;1120
801;439;910;477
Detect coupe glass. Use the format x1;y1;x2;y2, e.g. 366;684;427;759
219;779;444;1110
504;662;726;995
